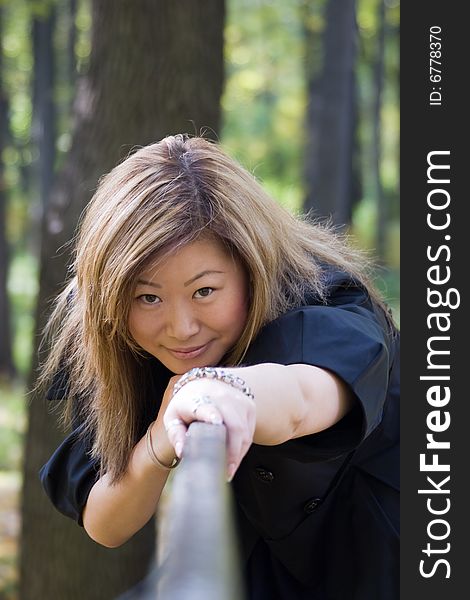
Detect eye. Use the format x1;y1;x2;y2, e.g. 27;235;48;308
194;287;214;299
138;294;161;305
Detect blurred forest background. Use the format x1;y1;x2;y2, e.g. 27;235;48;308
0;0;399;598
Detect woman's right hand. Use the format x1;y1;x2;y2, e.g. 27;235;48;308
162;376;256;481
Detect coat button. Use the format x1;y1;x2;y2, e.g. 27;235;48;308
255;467;274;483
303;497;322;513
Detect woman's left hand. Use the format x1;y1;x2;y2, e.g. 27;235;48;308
163;377;256;481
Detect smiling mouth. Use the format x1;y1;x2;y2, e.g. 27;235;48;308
166;344;209;360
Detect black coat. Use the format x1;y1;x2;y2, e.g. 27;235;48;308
40;270;399;599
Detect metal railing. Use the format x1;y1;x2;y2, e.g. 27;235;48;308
155;422;246;600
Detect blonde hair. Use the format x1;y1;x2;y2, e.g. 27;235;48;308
40;134;392;481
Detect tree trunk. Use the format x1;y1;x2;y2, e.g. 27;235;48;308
303;0;358;227
20;1;225;599
0;5;15;380
67;0;78;96
29;4;57;258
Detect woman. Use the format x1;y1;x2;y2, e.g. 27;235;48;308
40;134;399;599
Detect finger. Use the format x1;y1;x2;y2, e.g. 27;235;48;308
186;398;245;478
191;399;224;426
164;394;223;456
223;415;254;482
163;416;188;458
228;402;257;481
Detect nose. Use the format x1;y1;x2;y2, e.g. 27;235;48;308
165;303;200;341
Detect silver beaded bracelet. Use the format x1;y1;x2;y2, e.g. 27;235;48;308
172;367;255;401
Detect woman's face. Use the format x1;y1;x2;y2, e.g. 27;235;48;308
128;237;250;374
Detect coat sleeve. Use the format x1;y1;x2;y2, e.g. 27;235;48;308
38;366;99;525
39;425;100;525
242;274;395;460
38;357;170;525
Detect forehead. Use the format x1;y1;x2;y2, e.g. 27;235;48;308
138;237;239;280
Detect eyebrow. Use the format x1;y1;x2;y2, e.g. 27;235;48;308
137;270;225;289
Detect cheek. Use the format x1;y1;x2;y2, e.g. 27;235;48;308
128;308;155;343
234;296;250;326
221;291;249;337
127;309;139;340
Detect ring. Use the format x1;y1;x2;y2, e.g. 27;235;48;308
192;395;214;416
165;418;185;432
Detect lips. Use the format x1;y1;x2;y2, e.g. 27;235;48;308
166;343;209;360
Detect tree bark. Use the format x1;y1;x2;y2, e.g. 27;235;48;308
29;4;57;259
67;0;78;95
303;0;358;227
20;1;225;598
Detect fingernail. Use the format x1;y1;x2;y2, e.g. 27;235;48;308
227;463;236;482
175;441;183;458
210;413;223;425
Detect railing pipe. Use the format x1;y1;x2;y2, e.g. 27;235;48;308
156;421;245;600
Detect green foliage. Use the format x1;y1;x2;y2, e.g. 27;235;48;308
75;0;91;72
8;253;38;377
356;0;400;215
2;0;35;268
1;1;32;144
351;197;400;314
374;266;400;327
0;383;25;471
222;0;399;312
222;0;306;201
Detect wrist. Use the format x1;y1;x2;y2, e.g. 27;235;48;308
173;366;254;402
147;420;179;469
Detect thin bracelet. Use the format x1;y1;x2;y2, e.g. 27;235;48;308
172;367;254;401
146;421;180;470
